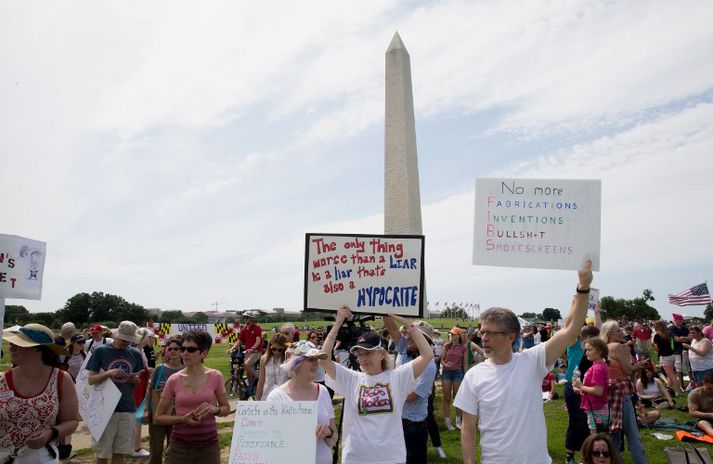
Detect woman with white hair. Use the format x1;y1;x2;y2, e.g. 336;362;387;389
267;341;336;464
319;306;433;464
600;321;647;464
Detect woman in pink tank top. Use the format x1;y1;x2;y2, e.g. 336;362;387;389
154;330;230;464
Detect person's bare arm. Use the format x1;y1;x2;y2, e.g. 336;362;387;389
545;260;593;366
389;314;433;378
254;355;268;400
461;412;477;464
88;368;124;385
382;315;402;346
684;339;712;357
609;343;634;377
319;306;351;380
689;396;713;420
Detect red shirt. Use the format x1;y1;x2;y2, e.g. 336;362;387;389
239;323;263;352
632;327;652;341
541;372;555;392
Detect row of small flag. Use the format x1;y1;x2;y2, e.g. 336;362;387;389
426;283;710;309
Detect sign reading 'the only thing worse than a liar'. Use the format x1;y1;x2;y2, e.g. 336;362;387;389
473;179;601;272
304;233;425;317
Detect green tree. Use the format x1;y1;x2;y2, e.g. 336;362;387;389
3;305;31;325
191;312;210;323
600;290;660;321
160;310;186;323
56;291;149;326
704;303;713;322
542;308;561;321
521;312;538;319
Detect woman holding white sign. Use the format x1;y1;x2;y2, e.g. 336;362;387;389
320;306;434;464
267;340;337;464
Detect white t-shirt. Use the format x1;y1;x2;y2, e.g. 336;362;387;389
690;338;713;372
267;383;335;464
325;363;415;464
85;336;114;354
454;342;553;464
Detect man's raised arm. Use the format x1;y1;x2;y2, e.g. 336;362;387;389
545;260;593;366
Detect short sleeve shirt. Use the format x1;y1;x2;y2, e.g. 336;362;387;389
85;344;144;412
239;323;263;352
670;326;690;354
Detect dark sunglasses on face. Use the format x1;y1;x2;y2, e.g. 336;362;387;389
180;346;201;353
592;450;610;458
166;347;180;351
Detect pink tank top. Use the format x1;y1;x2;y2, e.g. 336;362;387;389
0;368;61;457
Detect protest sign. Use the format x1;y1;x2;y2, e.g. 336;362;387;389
589;288;601;311
229;401;317;464
0;234;46;300
304;233;425;316
76;354;122;441
473;179;601;271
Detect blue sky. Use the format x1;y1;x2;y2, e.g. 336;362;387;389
2;0;712;321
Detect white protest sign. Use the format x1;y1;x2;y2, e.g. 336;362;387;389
304;233;425;316
0;234;46;299
76;354;122;441
589;288;600;311
229;401;317;464
473;179;601;271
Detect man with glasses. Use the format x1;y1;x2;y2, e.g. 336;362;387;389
455;261;594;464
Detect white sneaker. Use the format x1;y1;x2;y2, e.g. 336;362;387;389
131;448;150;458
437;447;447;458
445;418;455;431
455;417;462;429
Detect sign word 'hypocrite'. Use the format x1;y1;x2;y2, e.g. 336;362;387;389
304;233;425;317
473;179;601;271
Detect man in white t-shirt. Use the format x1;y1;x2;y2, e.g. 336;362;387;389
454;260;593;464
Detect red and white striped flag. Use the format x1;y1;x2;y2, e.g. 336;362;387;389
668;283;711;306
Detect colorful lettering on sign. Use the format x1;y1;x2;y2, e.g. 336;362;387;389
357;383;394;415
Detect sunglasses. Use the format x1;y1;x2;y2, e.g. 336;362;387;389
591;450;610;458
165;347;180;351
180;346;201;353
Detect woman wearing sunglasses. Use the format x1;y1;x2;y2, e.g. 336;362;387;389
146;335;184;464
267;341;336;464
320;306;433;464
255;333;289;401
1;324;79;464
154;330;230;464
580;433;620;464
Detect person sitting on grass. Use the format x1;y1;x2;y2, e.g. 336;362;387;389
635;363;675;411
687;372;713;438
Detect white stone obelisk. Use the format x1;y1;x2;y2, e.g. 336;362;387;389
384;32;423;236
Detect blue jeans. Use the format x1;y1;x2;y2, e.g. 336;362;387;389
693;368;713;386
610;393;648;464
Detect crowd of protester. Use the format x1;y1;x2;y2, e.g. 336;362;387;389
3;262;713;463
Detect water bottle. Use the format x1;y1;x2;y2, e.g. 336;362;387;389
573;366;581;382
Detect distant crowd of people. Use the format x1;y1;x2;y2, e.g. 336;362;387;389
4;260;713;463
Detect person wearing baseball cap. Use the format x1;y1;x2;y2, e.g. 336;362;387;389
86;324;114;354
441;326;468;430
85;321;145;464
267;341;335;464
319;306;434;464
1;324;79;463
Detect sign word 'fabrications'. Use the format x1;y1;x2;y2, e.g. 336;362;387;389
473;179;601;271
0;234;46;299
229;401;317;464
304;233;425;317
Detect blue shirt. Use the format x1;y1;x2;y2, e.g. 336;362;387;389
565;340;584;382
85;343;144;412
395;336;437;421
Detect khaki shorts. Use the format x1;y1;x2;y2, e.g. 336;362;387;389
245;351;261;368
675;352;690;374
93;412;135;458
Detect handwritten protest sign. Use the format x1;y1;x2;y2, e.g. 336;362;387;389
229;401;317;464
473;179;601;271
76;354;122;441
304;233;425;316
0;234;46;300
589;288;601;311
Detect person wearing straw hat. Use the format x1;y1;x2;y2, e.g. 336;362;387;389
1;323;79;463
85;321;145;464
267;340;336;464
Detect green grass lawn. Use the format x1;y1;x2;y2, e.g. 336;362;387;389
3;333;712;463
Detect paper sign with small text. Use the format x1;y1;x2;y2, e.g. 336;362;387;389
304;233;425;316
0;234;46;299
473;179;601;271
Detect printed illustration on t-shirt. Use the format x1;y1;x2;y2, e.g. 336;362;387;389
357;382;394;415
107;357;134;384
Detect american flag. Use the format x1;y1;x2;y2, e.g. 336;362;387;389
668;283;711;306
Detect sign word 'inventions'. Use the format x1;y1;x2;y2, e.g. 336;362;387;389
304;233;425;317
473;179;601;271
